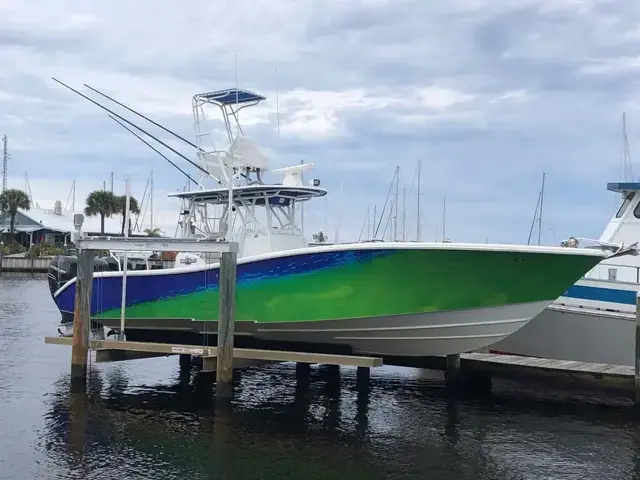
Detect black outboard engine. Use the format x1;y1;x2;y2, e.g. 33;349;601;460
48;255;78;301
48;255;111;325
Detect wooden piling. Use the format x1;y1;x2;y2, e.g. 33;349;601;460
70;249;95;385
635;292;640;405
446;353;461;386
357;366;370;388
216;251;237;398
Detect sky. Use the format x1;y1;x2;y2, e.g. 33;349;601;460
1;0;640;245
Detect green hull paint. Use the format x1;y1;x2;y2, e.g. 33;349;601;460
95;248;600;323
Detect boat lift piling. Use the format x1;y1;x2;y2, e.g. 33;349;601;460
66;213;239;395
70;248;95;386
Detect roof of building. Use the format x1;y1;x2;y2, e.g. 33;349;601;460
9;207;125;235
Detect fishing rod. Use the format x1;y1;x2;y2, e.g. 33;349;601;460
107;114;200;187
51;77;222;185
84;83;202;151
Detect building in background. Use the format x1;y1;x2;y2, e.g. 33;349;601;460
0;200;125;247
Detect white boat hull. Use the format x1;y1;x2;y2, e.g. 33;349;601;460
256;300;550;357
492;304;636;366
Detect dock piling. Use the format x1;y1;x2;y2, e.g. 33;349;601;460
446;354;461;387
635;292;640;405
216;251;238;398
70;249;95;386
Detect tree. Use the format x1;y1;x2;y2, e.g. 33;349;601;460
144;227;162;237
115;195;141;236
312;231;327;243
0;188;31;238
84;190;118;235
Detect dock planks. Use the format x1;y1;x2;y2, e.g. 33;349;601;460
458;352;634;391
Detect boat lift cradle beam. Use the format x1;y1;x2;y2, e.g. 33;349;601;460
74;236;239;254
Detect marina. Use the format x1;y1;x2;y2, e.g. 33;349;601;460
37;82;640;407
3;3;640;476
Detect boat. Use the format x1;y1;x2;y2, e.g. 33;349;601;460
492;180;640;366
47;86;606;357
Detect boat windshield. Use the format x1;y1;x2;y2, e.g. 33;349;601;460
616;192;636;218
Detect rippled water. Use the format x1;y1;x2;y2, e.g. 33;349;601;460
1;275;640;479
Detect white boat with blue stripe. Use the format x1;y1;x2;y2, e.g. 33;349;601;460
493;181;640;366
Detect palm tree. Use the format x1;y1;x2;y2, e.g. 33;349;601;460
312;231;327;243
115;195;140;236
0;188;31;239
84;190;118;235
144;227;162;237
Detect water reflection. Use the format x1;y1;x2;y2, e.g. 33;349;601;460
3;275;640;479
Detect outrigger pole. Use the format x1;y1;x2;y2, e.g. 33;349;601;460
107;114;200;186
84;84;202;152
51;77;223;185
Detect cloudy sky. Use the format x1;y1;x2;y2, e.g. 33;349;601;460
1;0;639;244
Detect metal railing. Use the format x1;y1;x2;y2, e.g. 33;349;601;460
586;262;640;283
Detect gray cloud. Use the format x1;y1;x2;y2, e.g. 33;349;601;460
0;0;639;242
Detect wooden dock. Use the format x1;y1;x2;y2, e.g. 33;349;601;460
461;352;632;390
383;352;635;396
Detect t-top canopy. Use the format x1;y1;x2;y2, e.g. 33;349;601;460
607;182;640;193
195;88;266;107
168;184;327;206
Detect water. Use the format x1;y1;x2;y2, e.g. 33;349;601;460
1;275;640;479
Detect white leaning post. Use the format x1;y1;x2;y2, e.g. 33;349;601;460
636;291;640;405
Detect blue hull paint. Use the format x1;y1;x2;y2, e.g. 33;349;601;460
563;284;639;306
54;248;390;316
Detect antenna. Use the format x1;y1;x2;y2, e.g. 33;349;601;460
2;134;8;192
235;54;240;135
622;112;634;182
275;68;281;137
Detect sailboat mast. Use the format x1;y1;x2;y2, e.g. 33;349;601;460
334;181;344;243
300;159;304;231
402;187;407;241
442;195;446;242
372;205;377;240
394;165;399;241
416;159;421;242
538;172;545;246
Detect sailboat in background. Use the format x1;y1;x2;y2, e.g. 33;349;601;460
493;113;640;366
